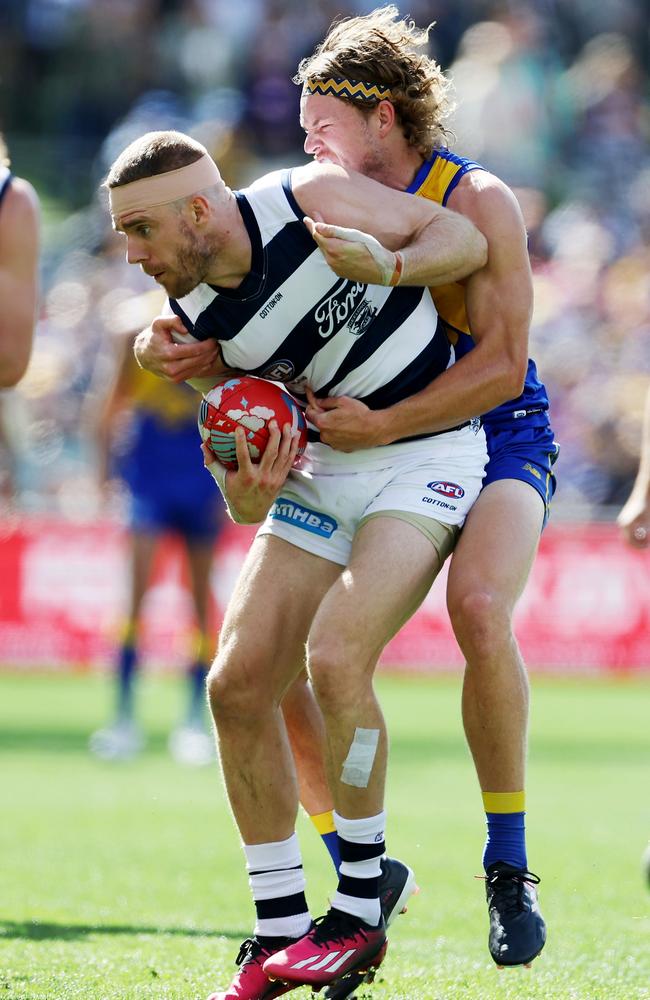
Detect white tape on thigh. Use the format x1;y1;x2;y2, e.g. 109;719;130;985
340;727;380;788
326;225;395;285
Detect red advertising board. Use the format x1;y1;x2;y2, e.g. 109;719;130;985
0;517;647;672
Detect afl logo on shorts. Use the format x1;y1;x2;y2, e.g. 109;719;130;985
427;481;465;499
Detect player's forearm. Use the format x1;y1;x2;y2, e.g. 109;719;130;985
376;353;520;443
399;211;487;288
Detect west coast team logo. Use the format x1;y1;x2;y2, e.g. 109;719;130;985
523;462;542;481
270;498;338;538
427;481;465;499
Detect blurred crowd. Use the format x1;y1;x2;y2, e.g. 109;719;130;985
0;0;649;521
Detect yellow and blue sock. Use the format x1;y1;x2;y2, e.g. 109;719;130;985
187;630;212;725
116;619;138;719
482;791;527;871
310;810;341;872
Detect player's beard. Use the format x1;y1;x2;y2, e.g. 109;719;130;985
357;141;387;185
163;222;219;299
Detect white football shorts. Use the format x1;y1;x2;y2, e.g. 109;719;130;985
257;422;487;565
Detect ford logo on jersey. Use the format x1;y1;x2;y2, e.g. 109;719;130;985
270;498;338;538
427;481;466;499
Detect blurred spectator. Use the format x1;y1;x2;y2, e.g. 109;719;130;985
87;291;225;765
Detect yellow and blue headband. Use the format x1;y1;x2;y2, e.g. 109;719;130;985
305;76;393;105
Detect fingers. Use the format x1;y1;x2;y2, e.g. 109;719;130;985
232;420;300;480
200;441;215;468
303;216;340;248
305;385;325;410
234;425;255;475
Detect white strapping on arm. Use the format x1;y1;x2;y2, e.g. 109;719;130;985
323;225;398;286
340;727;380;788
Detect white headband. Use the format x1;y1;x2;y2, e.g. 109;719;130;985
109;154;221;219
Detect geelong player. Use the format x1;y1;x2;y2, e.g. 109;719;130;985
0;133;40;388
135;6;555;992
106;128;488;999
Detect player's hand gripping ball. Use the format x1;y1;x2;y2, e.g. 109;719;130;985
198;376;308;469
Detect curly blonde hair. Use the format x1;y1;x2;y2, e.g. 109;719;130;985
294;5;453;157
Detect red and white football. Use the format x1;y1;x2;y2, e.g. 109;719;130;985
198;376;308;470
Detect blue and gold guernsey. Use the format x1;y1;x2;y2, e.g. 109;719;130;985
407;149;559;519
116;362;223;540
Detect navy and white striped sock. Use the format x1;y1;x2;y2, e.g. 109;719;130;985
244;834;312;940
331;810;386;926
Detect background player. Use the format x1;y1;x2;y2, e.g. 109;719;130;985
89;294;224;765
0;132;40;388
617;380;649;886
617;382;650;550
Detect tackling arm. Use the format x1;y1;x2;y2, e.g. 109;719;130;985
307;172;531;449
292;163;487;288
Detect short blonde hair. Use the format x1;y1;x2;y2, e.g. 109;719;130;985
294;5;453;157
0;133;9;168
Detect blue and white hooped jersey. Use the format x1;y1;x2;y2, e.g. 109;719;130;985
169;169;458;440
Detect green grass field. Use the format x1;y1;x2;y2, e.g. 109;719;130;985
1;671;649;999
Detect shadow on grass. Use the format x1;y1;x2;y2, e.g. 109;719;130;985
0;919;248;941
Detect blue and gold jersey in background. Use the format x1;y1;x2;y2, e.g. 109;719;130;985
115;362;223;539
406;148;550;429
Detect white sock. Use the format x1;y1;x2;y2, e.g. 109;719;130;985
244;833;311;939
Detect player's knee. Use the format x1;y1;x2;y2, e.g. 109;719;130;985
307;638;363;715
448;588;511;658
206;651;263;722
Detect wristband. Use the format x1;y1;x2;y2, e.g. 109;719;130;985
388;251;404;286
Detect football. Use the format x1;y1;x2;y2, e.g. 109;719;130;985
198;376;308;470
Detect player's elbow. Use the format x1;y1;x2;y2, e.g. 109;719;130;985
508;357;528;399
449;228;488;283
501;351;527;400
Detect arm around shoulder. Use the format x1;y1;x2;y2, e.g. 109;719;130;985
450;172;532;400
292;162;487;288
0;178;40;387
